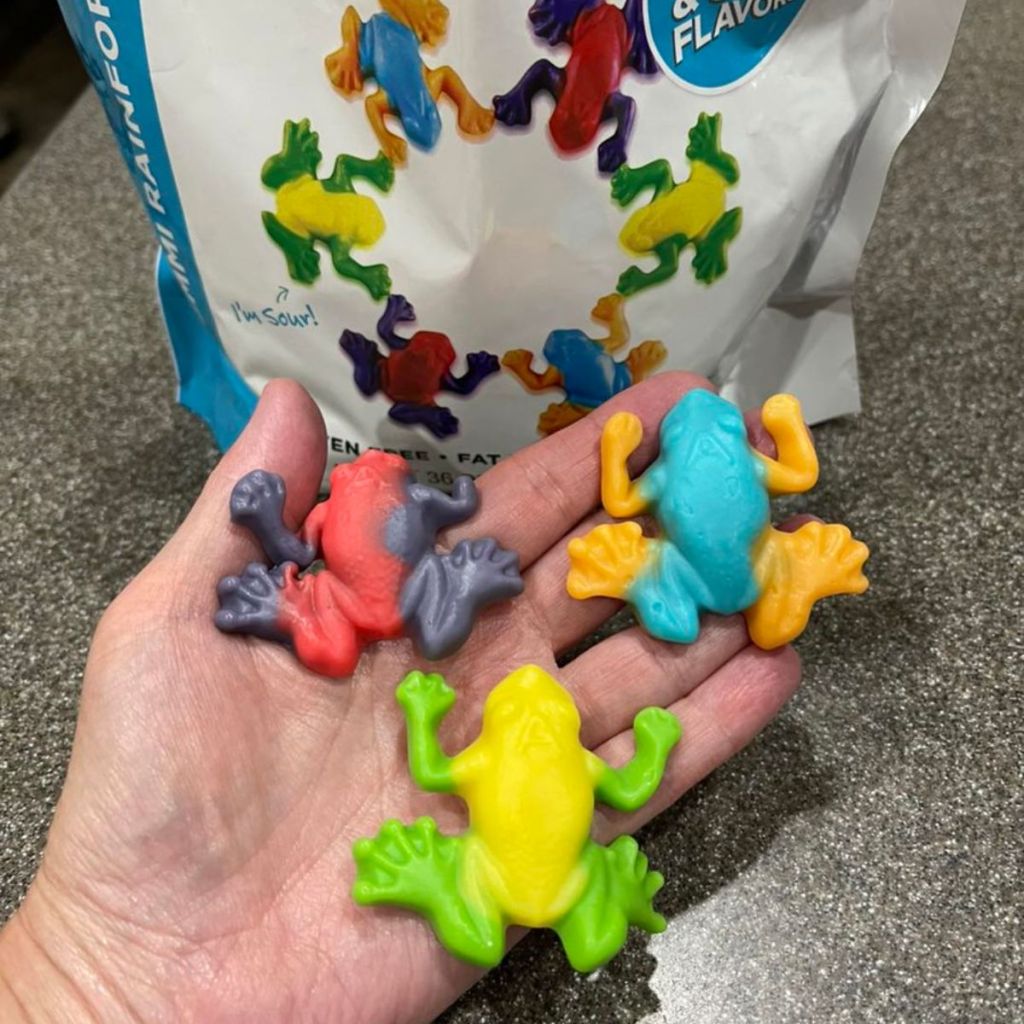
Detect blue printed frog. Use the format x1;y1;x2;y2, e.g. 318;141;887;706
325;0;494;165
502;294;666;435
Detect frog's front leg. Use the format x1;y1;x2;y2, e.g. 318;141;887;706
395;671;458;792
555;837;667;972
441;352;500;395
624;340;667;383
752;393;819;495
501;349;564;393
261;213;320;286
352;818;505;967
376;293;416;350
339;329;384;396
600;411;650;517
325;236;391;300
610;158;675;208
594;706;681;811
227;469;316;569
493;59;564;128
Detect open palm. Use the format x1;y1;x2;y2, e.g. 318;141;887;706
2;375;799;1023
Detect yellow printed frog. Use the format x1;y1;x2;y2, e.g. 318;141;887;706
613;112;742;295
352;665;681;970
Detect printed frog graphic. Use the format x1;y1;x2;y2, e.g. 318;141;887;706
325;0;494;166
612;112;742;295
215;453;522;676
568;390;870;648
341;294;500;439
261;118;394;299
493;0;659;174
353;665;681;970
502;293;666;435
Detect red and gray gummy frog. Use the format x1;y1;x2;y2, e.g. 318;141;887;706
340;294;501;439
214;452;523;677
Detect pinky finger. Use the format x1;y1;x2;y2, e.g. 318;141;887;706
591;645;802;842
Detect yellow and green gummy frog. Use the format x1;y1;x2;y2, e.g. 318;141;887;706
352;665;681;971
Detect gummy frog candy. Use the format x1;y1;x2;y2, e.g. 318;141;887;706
493;0;659;175
613;112;742;295
260;118;394;298
502;293;666;435
325;0;494;166
215;452;522;676
341;294;500;439
353;665;680;970
568;390;870;648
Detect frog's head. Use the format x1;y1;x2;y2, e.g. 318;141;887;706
328;449;408;507
528;0;602;46
381;0;449;47
659;388;748;467
480;666;581;759
542;329;590;372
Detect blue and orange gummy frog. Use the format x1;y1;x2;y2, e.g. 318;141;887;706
502;293;666;435
353;665;680;970
493;0;659;175
568;390;870;648
341;294;500;439
325;0;494;166
215;452;522;677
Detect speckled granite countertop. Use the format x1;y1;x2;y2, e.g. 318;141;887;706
1;2;1021;1020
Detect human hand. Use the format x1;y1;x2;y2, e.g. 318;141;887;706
0;375;800;1023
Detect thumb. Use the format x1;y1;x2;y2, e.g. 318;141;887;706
159;378;326;586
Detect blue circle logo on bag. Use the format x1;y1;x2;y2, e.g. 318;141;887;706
644;0;810;94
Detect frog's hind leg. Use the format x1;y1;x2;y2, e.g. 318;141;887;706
538;401;589;435
425;65;495;138
746;522;869;649
692;207;742;285
555;838;666;973
353;818;505;968
400;540;523;660
365;88;408;165
493;59;564;128
567;522;650;602
326;236;391;300
262;212;320;285
325;151;395;195
596;92;636;175
625;340;667;383
617;235;687;297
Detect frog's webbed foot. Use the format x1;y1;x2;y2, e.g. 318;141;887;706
625;340;667;383
692;207;742;285
352;818;505;968
493;59;562;128
746;522;869;649
401;539;523;660
388;402;460;439
538;401;589;436
567;522;649;601
215;562;289;642
339;329;384;396
228;469;316;568
555;837;666;973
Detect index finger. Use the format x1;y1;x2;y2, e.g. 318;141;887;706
445;371;713;571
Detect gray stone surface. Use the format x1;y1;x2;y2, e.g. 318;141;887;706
1;1;1020;1019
